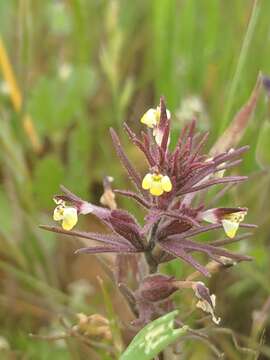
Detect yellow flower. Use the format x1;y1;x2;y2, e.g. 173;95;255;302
142;173;172;196
140;107;170;128
221;211;246;239
202;208;247;239
140;108;159;128
53;200;78;230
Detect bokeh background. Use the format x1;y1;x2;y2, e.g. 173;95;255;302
0;0;270;358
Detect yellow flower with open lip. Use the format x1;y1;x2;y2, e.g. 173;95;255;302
221;211;247;239
140;106;171;128
142;173;172;196
53;199;78;230
202;208;247;239
140;108;159;128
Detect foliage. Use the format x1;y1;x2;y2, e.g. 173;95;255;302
120;311;188;360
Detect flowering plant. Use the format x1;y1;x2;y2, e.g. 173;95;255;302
41;96;256;353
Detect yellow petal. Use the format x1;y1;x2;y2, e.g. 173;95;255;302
62;207;78;230
140;109;158;128
53;206;64;221
221;219;239;238
150;181;164;196
161;175;172;192
142;173;153;190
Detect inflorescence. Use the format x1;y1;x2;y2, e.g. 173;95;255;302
41;97;255;327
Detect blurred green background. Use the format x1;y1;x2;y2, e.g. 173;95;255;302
0;0;270;358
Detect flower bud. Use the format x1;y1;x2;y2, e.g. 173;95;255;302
73;313;112;341
100;176;117;210
138;274;178;302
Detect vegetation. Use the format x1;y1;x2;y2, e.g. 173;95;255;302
0;0;270;359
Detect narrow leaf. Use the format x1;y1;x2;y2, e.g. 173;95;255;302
110;128;143;192
211;74;262;156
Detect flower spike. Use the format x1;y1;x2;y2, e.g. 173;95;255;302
42;93;257;331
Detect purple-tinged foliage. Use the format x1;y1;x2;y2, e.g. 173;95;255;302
41;96;256;328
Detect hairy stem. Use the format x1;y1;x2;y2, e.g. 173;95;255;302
144;220;161;273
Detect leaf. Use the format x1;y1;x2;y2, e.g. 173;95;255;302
256;120;270;169
110;128;143;193
210;73;262;156
120;311;188;360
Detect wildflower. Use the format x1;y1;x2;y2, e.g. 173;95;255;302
140;105;171;146
140;107;170;129
142;173;172;196
201;208;247;238
41;95;256;329
42;185;146;255
53;199;78;230
192;282;221;325
221;211;247;239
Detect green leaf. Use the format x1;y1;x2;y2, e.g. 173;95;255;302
120;311;188;360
